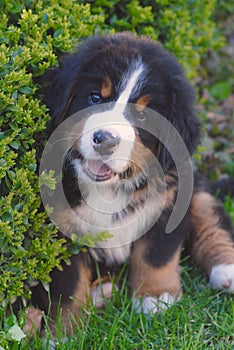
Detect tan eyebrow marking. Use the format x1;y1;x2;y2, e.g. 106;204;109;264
135;95;151;111
101;78;112;98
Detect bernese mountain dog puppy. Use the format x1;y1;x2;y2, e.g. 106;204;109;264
35;32;234;332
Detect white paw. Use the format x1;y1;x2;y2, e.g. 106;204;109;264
91;282;118;308
133;292;176;316
209;264;234;292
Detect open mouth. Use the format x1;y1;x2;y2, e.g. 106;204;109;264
83;159;132;182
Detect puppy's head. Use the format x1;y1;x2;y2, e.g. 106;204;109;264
45;33;200;187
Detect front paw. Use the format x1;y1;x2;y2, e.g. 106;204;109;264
209;264;234;292
133;292;177;315
91;282;118;308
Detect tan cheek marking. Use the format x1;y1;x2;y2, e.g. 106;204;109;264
190;191;234;273
130;182;174;212
101;78;112;98
129;134;153;175
59;91;76;121
165;172;178;208
135;95;151;111
129;140;177;208
129;240;182;299
165;186;177;208
131;186;148;206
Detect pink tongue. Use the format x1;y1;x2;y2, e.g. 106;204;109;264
86;159;111;176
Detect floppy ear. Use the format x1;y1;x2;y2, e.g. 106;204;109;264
158;74;201;171
43;55;83;134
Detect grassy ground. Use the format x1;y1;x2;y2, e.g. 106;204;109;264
19;260;234;349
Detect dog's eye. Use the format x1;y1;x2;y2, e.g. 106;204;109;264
136;110;148;121
88;93;102;105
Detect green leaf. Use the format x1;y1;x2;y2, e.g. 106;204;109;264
39;170;57;190
42;13;49;23
5;314;17;328
19;86;34;95
53;28;63;38
77;231;113;247
41;281;50;293
0;158;7;167
95;231;113;242
68;237;82;255
7;170;16;181
7;324;26;342
10;2;22;14
77;233;97;247
2;212;13;222
28;163;37;172
22;215;28;225
10;141;19;150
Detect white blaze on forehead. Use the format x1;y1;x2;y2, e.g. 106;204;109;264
114;61;145;114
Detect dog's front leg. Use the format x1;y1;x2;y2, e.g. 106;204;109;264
30;252;92;336
47;253;92;335
129;238;182;315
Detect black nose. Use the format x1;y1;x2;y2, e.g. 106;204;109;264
93;130;120;156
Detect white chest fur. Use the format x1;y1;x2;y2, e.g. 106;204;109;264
69;181;166;265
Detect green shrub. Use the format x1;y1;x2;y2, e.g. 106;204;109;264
88;0;224;79
0;0;101;318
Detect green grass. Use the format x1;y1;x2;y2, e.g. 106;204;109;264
19;264;234;350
